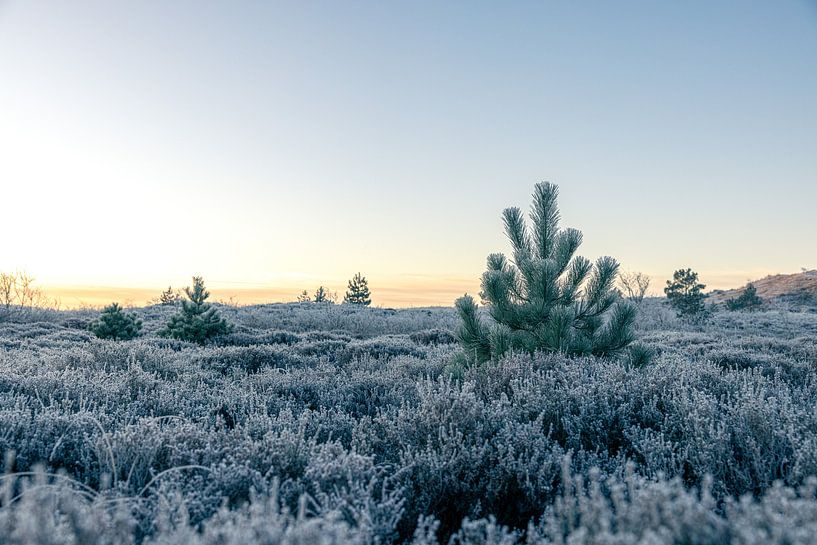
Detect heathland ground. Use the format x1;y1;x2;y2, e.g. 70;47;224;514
1;299;817;543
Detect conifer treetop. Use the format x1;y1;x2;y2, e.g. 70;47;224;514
314;286;328;303
456;182;636;364
344;272;371;306
160;276;232;344
89;302;142;340
664;268;707;318
725;282;763;311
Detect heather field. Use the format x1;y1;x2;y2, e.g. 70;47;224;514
2;300;817;544
3;1;815;543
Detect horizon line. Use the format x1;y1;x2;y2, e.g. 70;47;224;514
33;267;800;310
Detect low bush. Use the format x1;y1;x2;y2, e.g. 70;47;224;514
410;328;457;346
341;335;427;364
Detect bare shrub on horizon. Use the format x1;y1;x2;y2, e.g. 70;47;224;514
619;270;651;304
0;270;59;321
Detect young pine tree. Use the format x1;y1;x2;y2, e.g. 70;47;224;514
314;286;329;303
455;182;636;365
88;303;142;340
664;268;707;318
296;290;311;303
343;273;371;306
725;282;763;311
159;286;181;305
160;276;232;344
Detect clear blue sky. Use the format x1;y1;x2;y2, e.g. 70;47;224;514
1;1;815;305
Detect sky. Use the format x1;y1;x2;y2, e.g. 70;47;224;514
1;1;816;307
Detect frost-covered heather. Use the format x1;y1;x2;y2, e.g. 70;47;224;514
1;301;817;544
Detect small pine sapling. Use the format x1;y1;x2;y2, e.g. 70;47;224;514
160;276;233;344
664;268;708;319
159;286;181;305
455;182;637;365
88;303;142;340
296;290;311;303
344;273;371;306
314;286;329;303
725;282;763;311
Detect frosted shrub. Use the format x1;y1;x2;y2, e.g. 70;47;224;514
194;345;308;374
0;302;817;542
160;277;232;345
341;335;427;364
409;328;457;346
456;183;635;364
88;303;142;341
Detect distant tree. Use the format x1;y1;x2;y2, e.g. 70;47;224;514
160;276;233;344
344;273;371;306
88;303;142;340
0;271;53;321
158;286;182;305
0;272;14;319
12;271;42;309
726;283;763;311
314;286;329;303
216;295;239;307
618;271;651;304
664;268;707;318
455;182;636;365
296;290;311;303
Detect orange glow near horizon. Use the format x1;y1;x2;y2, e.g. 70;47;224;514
38;268;783;310
41;275;483;309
